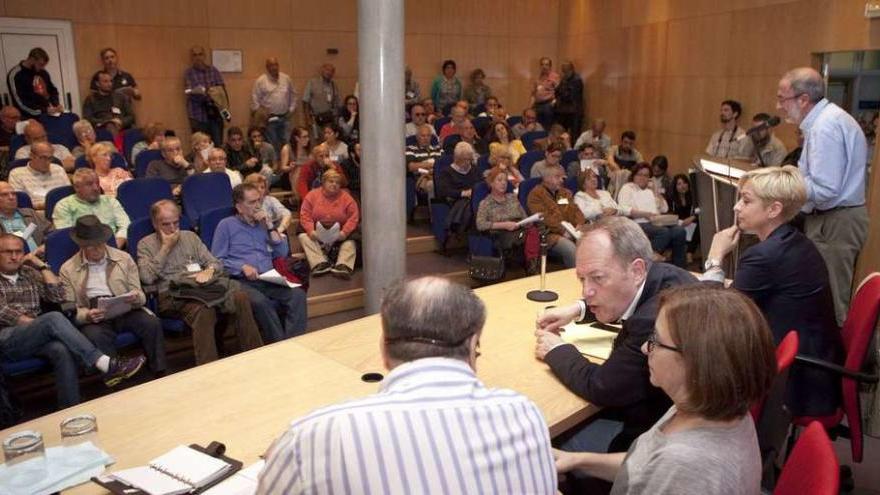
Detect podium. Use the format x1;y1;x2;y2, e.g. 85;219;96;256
692;155;757;277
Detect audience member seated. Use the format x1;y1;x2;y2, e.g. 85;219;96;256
463;68;492;109
740;112;788;167
339;141;360;197
668;174;699;258
574;118;611;157
404;66;420;109
420;97;440;124
0;106;21;149
224;126;262;180
453;119;487;156
296;144;346;203
705;99;746;159
14;120;75;171
607;130;643;173
704;166;843;417
0;233;145;409
137;200;264;365
487;120;526;164
88;142;132;196
478;95;508;120
8;48;61;118
487;149;524;186
476;167;537;271
554;285;774;494
337;95;359;142
404;103;437;138
574;169;627;222
212;183;307;341
548;123;573;150
279;126;312;192
258;276;557;495
146;136;193;196
186;131;213;173
405;124;442;198
89;47;141;101
247;126;278;183
297;170;359;280
436;142;481;237
511;107;545;139
535;217;696;455
526;164;584;268
617;163;686;268
650;155;673;198
430;59;462;114
0;181;52;255
71;119;101;159
9;141;71;209
54;168;131;248
438;105;468;142
204;147;241;188
566;143;613;186
82;71;135;137
530;142;566;179
243;173;291;235
130;121;166;165
59;215;165;377
321;123;349;163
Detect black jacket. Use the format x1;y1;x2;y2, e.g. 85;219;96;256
732;223;843;416
544;262;697;450
7;62;59;117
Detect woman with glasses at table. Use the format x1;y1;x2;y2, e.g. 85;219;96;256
554;285;776;494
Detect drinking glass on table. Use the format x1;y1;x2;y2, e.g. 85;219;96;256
59;414;104;465
2;430;47;486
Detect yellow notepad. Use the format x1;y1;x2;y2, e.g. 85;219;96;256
560;322;621;360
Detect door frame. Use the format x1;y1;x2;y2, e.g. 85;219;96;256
0;17;81;114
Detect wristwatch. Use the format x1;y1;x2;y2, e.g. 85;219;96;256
704;258;723;272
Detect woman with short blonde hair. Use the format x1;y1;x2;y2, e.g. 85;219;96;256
705;164;843;416
87;141;131;196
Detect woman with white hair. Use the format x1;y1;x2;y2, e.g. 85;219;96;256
704;165;843;417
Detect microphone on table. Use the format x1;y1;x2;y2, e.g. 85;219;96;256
526;220;559;302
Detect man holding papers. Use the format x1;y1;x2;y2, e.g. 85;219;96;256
212;183;307;340
59;215;166;377
138;200;263;365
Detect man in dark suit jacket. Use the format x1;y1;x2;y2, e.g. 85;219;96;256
535;216;697;453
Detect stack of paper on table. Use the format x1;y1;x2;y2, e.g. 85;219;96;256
560;321;622;360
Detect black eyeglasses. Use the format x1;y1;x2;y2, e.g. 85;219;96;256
646;331;681;353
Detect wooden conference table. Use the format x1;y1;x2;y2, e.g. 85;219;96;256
0;269;594;494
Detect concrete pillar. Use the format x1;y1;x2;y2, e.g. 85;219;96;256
358;0;406;313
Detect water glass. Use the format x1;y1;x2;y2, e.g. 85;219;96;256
2;430;47;487
59;414;103;465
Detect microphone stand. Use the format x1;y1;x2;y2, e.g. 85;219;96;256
527;225;558;302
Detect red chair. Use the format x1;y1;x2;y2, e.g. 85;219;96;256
774;422;839;495
751;331;799;422
791;272;880;463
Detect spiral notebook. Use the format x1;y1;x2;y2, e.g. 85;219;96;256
108;445;235;495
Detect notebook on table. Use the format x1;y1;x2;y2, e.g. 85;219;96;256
93;443;242;495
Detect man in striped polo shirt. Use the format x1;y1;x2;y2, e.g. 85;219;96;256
258;276;557;494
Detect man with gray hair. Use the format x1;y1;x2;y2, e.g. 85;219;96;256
251;57;297;154
258;276;557;494
535;216;696;456
776;66;868;325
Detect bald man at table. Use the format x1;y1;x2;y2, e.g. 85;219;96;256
535;217;696;456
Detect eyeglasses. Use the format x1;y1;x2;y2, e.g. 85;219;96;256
646;331;681;353
776;92;804;103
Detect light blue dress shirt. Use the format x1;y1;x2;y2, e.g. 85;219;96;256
798;98;867;212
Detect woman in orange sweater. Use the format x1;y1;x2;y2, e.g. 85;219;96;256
297;169;360;279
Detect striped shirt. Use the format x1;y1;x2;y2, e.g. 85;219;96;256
257;357;557;495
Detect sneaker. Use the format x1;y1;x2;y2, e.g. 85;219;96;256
312;262;333;276
330;264;353;280
103;355;146;387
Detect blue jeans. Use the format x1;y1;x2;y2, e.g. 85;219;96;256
0;312;104;408
550;237;578;268
239;280;307;342
265;116;290;157
639;223;687;268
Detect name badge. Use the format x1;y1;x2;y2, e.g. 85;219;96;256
326;92;333;103
557;197;569;205
111;107;121;115
185;263;201;273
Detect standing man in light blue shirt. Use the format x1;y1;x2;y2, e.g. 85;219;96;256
777;67;869;324
211;183;307;341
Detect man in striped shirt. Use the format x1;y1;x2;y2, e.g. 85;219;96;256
258;276;557;494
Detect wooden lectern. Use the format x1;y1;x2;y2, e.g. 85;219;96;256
692;154;757;277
